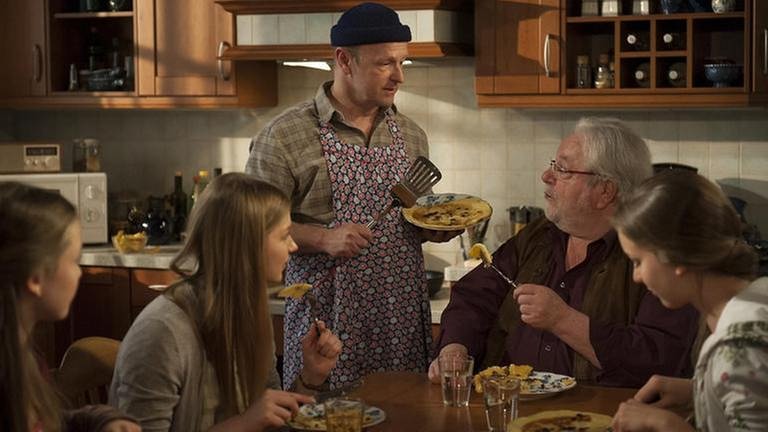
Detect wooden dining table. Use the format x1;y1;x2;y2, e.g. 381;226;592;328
345;371;637;431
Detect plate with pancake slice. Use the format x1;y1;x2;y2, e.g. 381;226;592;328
403;193;492;231
287;403;386;431
474;364;576;400
510;410;612;432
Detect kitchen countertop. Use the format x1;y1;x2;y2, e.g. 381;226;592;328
81;244;450;324
80;244;182;269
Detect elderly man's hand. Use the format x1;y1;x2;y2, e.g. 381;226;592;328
418;228;463;243
513;284;570;331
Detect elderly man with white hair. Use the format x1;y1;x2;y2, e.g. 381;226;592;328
430;117;700;388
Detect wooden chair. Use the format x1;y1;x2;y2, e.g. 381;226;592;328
54;336;120;407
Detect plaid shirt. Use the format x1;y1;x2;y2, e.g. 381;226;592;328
245;81;429;225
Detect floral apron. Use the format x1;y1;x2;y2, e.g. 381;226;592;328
282;113;432;389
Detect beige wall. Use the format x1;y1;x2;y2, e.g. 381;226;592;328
5;59;768;266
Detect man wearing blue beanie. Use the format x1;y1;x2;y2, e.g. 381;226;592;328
246;2;460;390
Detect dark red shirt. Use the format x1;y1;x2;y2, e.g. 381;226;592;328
436;224;699;387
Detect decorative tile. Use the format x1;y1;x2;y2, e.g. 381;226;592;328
278;14;306;44
250;15;278;45
306;13;333;44
236;15;252;45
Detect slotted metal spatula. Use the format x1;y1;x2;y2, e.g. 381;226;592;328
367;156;442;229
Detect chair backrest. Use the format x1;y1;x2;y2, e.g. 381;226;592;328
54;336;120;408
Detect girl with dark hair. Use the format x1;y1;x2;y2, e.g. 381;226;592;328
611;171;767;431
110;173;342;431
0;182;138;432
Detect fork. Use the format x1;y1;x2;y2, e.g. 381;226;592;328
304;290;322;336
485;263;518;288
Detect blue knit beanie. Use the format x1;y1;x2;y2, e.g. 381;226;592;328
331;2;412;47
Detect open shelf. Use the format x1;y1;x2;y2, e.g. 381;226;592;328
564;3;747;92
54;11;133;19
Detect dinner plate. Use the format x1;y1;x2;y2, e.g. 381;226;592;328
521;371;577;400
510;410;612;432
287;403;386;431
402;193;492;231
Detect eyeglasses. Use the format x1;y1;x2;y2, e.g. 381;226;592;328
548;160;598;180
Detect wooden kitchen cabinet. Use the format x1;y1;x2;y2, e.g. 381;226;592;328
134;0;276;107
39;266;178;365
475;0;560;95
0;0;276;108
477;0;768;107
0;0;47;97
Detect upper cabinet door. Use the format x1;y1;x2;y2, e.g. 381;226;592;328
476;0;560;95
753;0;768;95
137;0;235;97
0;0;47;97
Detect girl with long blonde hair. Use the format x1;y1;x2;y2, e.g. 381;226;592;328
110;173;341;431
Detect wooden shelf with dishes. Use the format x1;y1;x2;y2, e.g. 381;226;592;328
475;0;768;108
0;0;278;108
564;12;747;94
53;11;134;19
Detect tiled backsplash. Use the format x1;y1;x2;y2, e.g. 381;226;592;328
2;59;767;267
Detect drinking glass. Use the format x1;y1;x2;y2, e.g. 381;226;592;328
324;397;364;432
438;353;474;407
483;375;520;432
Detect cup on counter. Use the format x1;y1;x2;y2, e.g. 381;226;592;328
483;375;520;432
438;353;474;407
324;397;364;432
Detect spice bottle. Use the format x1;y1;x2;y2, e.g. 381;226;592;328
594;54;613;89
576;55;592;89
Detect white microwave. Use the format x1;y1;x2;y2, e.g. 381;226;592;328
0;172;108;244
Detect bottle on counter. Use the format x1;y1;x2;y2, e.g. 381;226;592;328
660;32;684;50
667;62;686;87
190;169;210;211
625;32;649;51
634;62;651;88
594;53;613;89
170;171;187;240
576;55;592;88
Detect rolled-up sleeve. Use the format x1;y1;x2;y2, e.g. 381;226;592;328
590;291;699;387
245;126;295;200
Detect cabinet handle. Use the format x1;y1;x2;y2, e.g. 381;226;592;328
217;41;232;81
764;29;767;76
33;44;42;83
543;34;552;78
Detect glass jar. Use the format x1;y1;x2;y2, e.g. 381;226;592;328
73;138;102;172
576;55;592;89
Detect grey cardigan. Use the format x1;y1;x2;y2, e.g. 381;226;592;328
108;283;281;432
